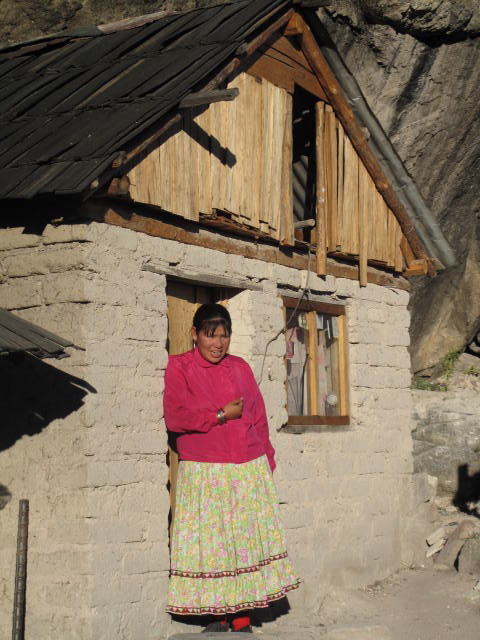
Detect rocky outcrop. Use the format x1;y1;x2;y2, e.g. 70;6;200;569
412;386;480;504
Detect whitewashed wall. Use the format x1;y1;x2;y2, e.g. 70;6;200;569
0;222;428;639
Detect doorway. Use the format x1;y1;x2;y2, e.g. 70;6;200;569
165;280;236;541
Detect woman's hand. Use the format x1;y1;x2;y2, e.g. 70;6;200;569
223;397;243;421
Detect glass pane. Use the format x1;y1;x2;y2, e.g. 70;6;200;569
285;311;309;416
317;313;340;416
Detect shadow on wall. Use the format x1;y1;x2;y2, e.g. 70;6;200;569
0;483;11;510
0;352;96;452
453;464;480;518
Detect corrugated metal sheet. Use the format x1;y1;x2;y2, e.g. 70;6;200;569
0;0;290;200
0;308;74;359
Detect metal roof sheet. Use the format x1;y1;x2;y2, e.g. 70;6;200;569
0;308;74;359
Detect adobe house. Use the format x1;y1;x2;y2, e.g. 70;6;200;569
0;1;454;638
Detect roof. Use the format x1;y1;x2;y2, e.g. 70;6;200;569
0;0;289;200
0;0;454;270
0;308;74;358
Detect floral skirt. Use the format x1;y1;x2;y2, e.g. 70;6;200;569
167;455;300;615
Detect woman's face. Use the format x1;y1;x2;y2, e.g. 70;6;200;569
192;325;231;364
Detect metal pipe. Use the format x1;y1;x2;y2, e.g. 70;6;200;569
12;499;29;640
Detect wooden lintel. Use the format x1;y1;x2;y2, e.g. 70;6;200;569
404;259;428;276
295;14;434;276
179;88;239;109
80;199;409;290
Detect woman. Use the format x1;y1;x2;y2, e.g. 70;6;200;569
163;303;300;633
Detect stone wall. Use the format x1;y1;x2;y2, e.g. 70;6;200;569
0;221;426;638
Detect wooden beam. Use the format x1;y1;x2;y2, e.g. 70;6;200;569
246;36;327;99
404;259;428;276
81;198;410;289
179;88;239;108
286;415;350;428
284;13;303;36
283;297;345;316
295;13;434;275
236;8;294;57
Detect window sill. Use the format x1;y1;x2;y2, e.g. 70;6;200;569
283;415;351;433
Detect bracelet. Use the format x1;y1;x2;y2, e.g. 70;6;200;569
217;408;226;425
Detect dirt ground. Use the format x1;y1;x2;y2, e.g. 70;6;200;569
311;503;480;640
360;565;479;640
260;564;480;640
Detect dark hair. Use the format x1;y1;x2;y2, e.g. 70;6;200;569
192;303;232;337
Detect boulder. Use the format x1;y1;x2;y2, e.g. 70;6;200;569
457;534;480;576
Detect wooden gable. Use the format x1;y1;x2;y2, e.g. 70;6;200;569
124;11;429;285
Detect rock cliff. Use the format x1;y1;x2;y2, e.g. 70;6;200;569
1;0;479;373
317;1;480;374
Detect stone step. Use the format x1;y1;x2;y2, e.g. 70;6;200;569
168;634;250;639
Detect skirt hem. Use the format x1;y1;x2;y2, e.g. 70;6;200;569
166;579;301;615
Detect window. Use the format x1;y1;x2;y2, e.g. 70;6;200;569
284;297;349;428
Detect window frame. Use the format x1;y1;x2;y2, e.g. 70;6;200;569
283;296;350;429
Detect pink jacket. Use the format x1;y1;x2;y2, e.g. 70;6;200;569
163;348;276;472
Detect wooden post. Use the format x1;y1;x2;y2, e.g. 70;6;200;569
12;499;29;640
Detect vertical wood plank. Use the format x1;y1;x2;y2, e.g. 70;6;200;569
161;132;172;213
243;74;256;224
315;101;327;274
280;91;294;246
261;79;274;229
337;314;349;416
213;97;230;213
252;76;263;229
307;311;319;415
324;105;337;251
193;106;213;216
386;208;396;267
336;120;344;250
380;196;389;263
358;161;369;286
180;114;192;218
394;219;404;272
270;84;285;236
342;134;359;255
